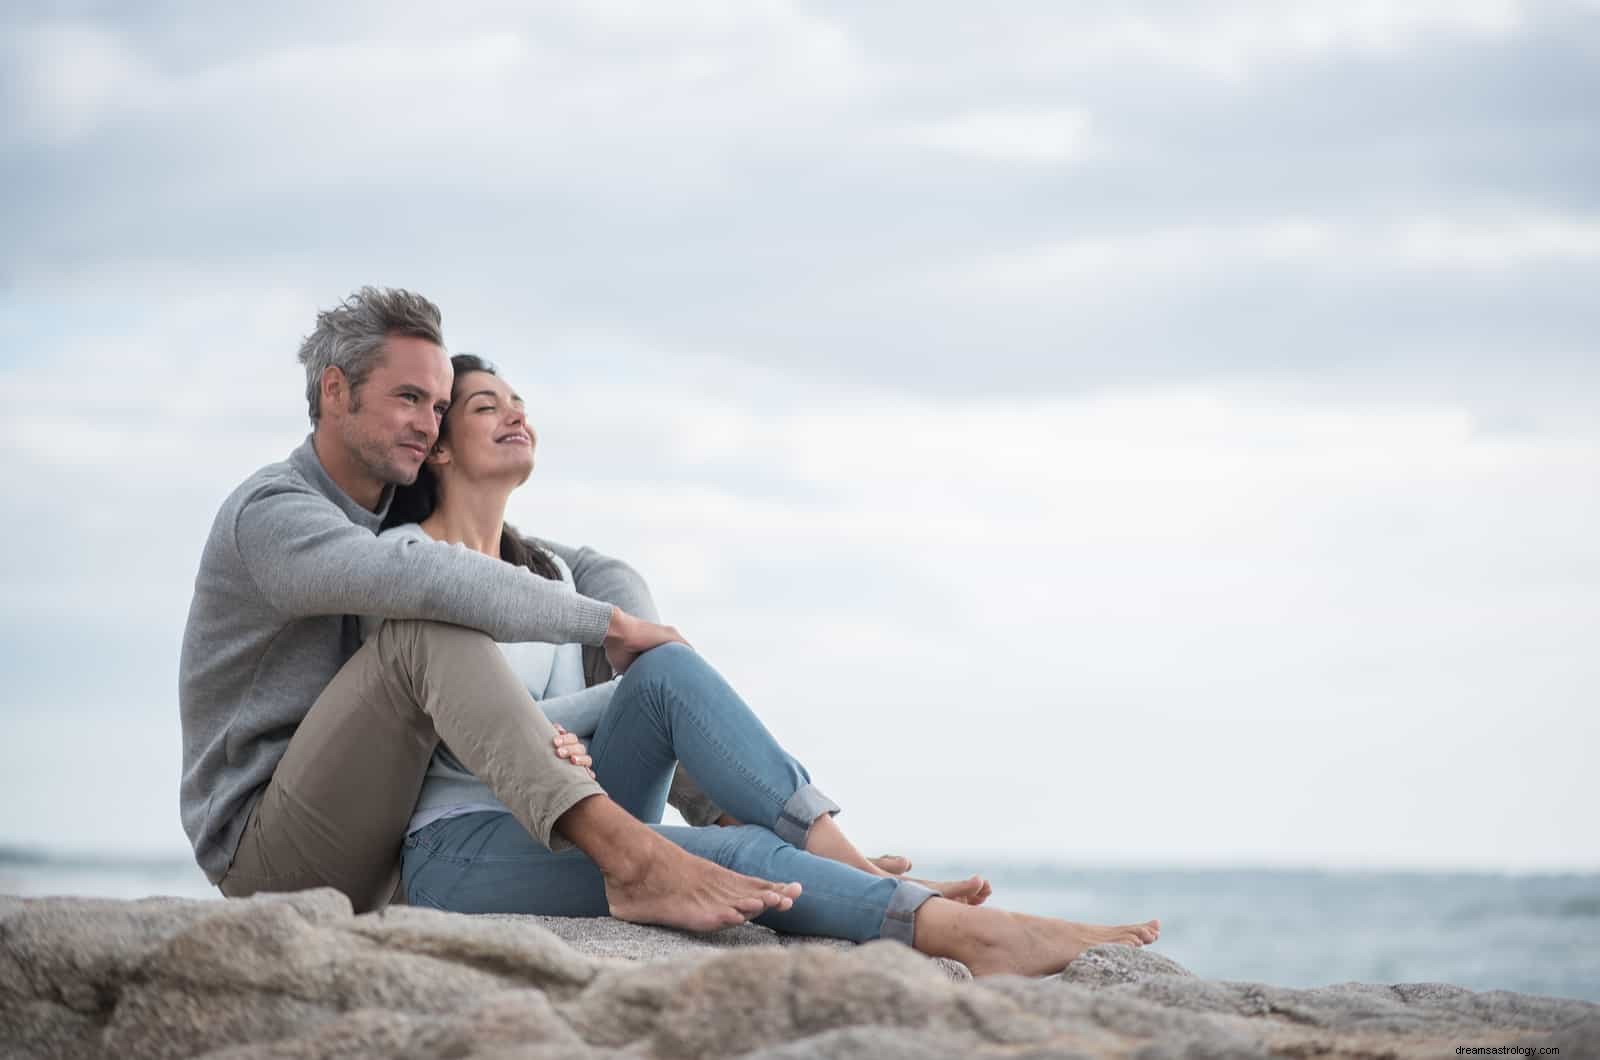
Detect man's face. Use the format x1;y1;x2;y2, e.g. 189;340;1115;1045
333;335;453;487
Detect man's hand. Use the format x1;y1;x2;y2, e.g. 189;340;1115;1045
604;608;689;674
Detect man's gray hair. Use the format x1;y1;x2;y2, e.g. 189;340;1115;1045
296;287;446;423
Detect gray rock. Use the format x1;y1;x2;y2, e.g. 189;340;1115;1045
1;889;1595;1059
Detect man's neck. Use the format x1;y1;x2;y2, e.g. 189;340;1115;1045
310;427;385;512
419;484;513;558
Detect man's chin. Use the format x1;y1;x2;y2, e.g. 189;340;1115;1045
384;455;427;486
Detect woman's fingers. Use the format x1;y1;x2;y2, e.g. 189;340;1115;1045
553;730;591;767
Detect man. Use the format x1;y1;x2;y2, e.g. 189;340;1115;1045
179;286;799;928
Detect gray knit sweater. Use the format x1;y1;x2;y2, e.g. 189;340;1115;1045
179;436;634;883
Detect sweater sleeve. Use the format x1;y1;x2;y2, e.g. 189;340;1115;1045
234;485;613;645
534;537;660;623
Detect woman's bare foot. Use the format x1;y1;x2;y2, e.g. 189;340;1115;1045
603;837;802;932
916;900;1160;977
864;858;985;903
915;874;993;905
805;817;991;903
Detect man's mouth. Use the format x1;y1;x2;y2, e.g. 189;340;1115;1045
398;442;429;458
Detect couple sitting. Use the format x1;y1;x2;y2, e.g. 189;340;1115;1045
178;286;1159;976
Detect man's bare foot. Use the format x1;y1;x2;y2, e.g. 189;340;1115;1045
917;900;1160;977
559;794;800;933
602;835;801;933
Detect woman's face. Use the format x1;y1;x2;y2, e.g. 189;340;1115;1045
430;370;536;487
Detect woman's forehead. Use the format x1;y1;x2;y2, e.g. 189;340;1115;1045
455;370;522;403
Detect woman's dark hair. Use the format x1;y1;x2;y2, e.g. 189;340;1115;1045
384;353;561;581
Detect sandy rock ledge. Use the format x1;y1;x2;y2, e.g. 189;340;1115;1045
2;889;1595;1059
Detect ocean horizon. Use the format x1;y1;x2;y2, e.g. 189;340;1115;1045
4;844;1595;1005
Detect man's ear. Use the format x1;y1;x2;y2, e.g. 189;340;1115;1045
426;441;450;467
320;365;349;415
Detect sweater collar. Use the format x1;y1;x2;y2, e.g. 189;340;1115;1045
289;434;394;530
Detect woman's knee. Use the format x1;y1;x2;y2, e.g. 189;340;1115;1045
626;640;698;682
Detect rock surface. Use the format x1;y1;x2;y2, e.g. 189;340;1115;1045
0;889;1593;1059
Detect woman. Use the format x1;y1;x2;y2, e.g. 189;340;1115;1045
373;354;1159;976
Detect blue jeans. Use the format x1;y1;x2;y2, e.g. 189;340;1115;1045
401;643;936;944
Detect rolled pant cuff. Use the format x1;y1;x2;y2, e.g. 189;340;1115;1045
773;783;841;847
533;778;607;853
878;878;938;947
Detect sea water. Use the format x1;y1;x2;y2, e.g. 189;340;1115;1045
4;848;1596;1003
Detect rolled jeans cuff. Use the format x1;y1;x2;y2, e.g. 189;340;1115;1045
878;879;938;947
533;776;607;853
773;783;840;848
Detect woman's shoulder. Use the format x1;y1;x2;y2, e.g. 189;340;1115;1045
519;534;575;585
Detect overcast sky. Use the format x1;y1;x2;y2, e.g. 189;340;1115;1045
2;1;1597;874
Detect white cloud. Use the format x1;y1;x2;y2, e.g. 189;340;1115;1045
6;4;867;153
6;23;158;142
902;108;1098;165
1019;0;1525;81
943;211;1600;300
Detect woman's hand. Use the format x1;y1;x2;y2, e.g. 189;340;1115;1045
552;725;594;779
603;608;690;674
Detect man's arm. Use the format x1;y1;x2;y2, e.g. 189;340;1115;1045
536;538;660;622
234;485;613;645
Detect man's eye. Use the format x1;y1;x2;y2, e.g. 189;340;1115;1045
434;405;449;417
400;393;419;404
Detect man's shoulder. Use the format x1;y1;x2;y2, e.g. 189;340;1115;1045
203;447;342;555
223;451;329;516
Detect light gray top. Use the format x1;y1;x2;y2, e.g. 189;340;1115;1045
361;524;621;836
178;436;623;883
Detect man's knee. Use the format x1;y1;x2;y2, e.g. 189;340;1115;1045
374;618;499;670
377;617;494;649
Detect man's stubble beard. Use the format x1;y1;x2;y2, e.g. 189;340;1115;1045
342;415;423;488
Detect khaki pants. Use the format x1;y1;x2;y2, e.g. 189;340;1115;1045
218;619;603;913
